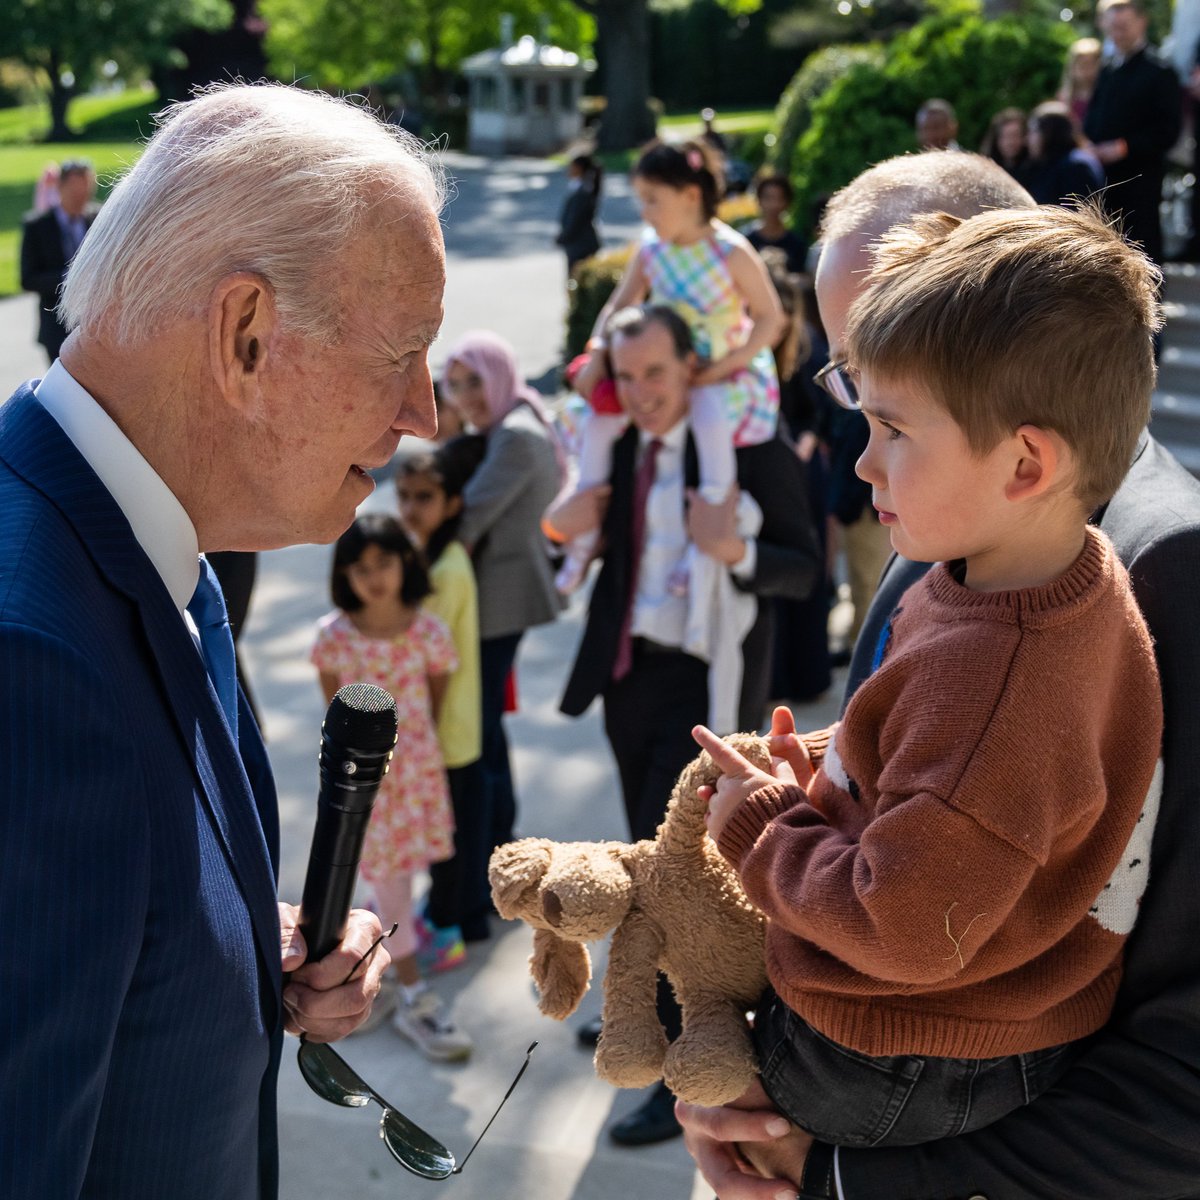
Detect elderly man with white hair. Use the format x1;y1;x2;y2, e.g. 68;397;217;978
0;84;442;1198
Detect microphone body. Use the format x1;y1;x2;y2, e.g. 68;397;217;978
298;684;398;962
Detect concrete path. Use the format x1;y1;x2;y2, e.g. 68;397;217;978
1;151;845;1200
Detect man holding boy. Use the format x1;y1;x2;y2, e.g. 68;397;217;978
553;303;819;1144
678;151;1200;1199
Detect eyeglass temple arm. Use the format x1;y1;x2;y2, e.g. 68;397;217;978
452;1042;539;1174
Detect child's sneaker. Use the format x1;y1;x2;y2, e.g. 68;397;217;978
417;924;467;974
392;989;473;1062
348;974;397;1036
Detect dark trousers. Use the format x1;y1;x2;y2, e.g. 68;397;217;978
479;630;523;854
603;642;708;1041
753;989;1081;1149
426;758;487;931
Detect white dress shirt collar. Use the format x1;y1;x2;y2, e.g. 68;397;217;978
34;360;200;614
638;415;689;454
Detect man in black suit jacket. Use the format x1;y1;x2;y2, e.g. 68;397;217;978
1083;0;1181;265
553;303;820;1145
679;149;1200;1200
20;159;98;361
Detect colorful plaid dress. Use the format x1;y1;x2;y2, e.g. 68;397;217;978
639;221;779;446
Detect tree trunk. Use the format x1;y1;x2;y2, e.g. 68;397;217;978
45;48;75;142
595;0;656;151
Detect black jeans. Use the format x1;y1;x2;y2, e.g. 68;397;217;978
754;989;1081;1148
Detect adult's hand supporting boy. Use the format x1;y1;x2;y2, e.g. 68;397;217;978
676;1080;811;1200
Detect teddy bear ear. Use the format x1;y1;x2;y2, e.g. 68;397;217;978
530;927;592;1019
489;839;553;918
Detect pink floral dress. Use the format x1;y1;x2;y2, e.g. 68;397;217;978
311;610;458;881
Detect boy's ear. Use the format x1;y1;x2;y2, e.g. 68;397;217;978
1006;425;1067;503
444;494;464;519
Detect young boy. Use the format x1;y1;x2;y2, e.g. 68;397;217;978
693;203;1165;1148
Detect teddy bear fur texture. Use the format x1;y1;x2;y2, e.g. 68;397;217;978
489;734;771;1106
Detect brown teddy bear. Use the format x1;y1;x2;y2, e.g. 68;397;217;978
488;734;770;1106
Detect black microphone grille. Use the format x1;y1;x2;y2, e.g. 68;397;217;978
325;683;398;752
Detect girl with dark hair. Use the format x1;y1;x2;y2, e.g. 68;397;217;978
311;513;473;1062
556;153;603;275
980;107;1029;178
1021;101;1104;207
559;138;785;595
395;436;491;959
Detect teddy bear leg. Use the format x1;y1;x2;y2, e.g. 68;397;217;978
594;910;670;1091
661;989;759;1106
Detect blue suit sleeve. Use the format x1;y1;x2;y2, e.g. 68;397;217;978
0;623;151;1199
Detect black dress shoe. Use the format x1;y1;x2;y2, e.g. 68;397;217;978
576;1014;603;1047
609;1082;682;1146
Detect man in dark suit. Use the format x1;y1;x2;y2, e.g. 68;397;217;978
1084;0;1182;265
0;84;443;1199
20;158;99;362
553;303;820;1145
678;149;1200;1200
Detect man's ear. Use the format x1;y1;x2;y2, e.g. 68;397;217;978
1006;424;1067;503
208;272;277;412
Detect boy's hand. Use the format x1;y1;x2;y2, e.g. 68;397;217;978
693;724;797;841
693;708;815;842
766;706;814;791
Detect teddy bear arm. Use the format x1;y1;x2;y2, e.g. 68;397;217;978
661;986;760;1107
594;909;670;1090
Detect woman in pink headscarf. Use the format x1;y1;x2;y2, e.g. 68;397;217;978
440;330;565;941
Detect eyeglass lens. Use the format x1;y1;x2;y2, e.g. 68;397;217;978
297;1037;537;1180
816;361;860;409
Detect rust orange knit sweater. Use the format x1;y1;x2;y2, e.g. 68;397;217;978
719;527;1163;1059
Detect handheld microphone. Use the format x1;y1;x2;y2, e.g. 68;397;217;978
298;683;398;963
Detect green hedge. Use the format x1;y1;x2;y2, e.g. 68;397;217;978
787;2;1073;239
767;43;885;179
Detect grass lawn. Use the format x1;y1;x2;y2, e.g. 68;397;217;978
0;89;151;296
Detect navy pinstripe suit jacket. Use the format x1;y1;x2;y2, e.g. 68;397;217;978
0;384;283;1199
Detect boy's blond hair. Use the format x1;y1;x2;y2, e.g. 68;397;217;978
845;203;1162;510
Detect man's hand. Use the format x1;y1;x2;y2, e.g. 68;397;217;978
279;902;390;1043
1093;137;1128;164
687;485;746;566
545;484;612;542
676;1079;812;1200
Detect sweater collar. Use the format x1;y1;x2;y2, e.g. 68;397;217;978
925;525;1112;622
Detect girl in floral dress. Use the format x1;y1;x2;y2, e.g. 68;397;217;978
311;513;472;1062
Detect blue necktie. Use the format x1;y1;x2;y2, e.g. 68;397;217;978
188;558;239;741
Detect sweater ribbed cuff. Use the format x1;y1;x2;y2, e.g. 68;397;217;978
718;781;803;866
800;724;836;769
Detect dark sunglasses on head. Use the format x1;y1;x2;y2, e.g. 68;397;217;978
295;921;536;1179
813;359;860;410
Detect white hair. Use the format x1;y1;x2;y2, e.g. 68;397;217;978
61;82;446;345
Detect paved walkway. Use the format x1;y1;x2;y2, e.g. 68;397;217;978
1;151;845;1200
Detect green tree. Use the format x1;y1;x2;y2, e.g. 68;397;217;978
260;0;592;102
0;0;230;140
581;0;762;151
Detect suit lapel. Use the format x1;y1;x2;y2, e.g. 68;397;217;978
0;386;281;995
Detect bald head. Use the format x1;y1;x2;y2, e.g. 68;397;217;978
815;151;1035;356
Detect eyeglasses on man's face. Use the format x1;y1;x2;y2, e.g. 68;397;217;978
813;358;860;410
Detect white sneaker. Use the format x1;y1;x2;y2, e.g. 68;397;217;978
349;975;397;1036
392;989;473;1062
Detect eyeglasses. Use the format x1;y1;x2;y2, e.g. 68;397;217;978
813;359;860;410
296;924;536;1179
